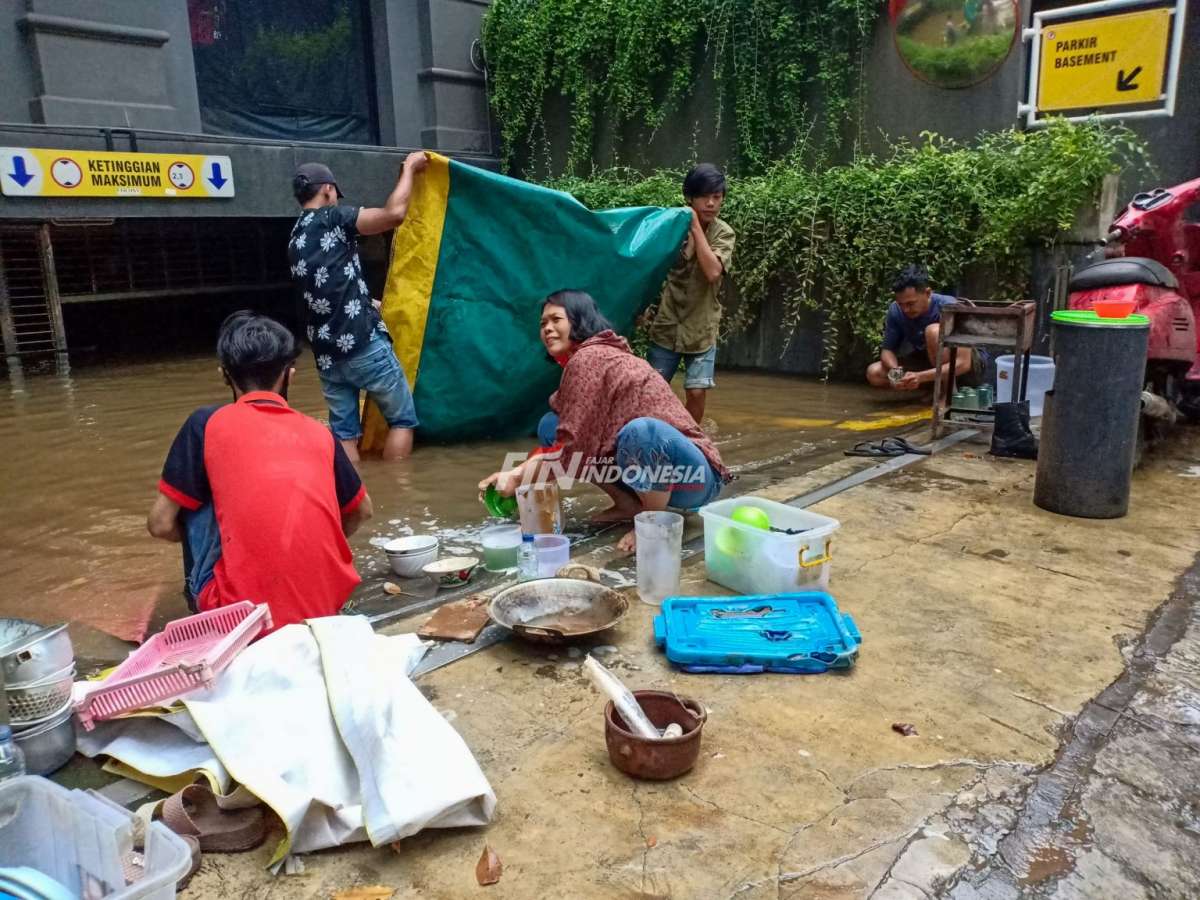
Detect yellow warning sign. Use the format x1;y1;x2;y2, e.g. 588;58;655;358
1037;8;1171;112
0;148;235;198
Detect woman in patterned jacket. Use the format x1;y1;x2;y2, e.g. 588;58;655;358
479;290;731;552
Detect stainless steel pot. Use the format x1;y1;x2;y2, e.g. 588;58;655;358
13;706;76;775
6;665;77;724
0;620;74;685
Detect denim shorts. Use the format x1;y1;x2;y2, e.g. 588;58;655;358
318;339;419;440
181;504;221;612
614;417;723;509
646;343;717;390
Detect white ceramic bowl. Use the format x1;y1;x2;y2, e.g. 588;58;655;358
422;556;481;587
388;545;438;578
383;535;439;557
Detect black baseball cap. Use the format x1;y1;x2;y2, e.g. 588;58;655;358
293;162;344;199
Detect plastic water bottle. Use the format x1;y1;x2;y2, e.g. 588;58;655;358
0;725;26;783
517;535;538;582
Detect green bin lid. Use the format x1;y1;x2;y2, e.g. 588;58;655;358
1050;310;1149;327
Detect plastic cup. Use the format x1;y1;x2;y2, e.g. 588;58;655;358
635;511;684;606
481;524;522;571
533;534;570;578
516;482;563;536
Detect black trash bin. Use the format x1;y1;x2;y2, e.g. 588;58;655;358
1034;310;1149;519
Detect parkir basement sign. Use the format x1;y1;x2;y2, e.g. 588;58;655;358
1036;7;1172;112
0;148;235;199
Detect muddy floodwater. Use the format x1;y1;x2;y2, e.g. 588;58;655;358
0;354;919;653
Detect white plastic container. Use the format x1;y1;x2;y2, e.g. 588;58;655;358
533;534;570;578
995;355;1055;417
0;776;193;899
699;496;839;596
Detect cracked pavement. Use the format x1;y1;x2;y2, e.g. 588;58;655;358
182;431;1200;899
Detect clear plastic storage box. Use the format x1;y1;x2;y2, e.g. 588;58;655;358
699;496;839;595
0;776;193;899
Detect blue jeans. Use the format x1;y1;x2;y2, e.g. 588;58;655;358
318;339;419;440
537;413;721;510
646;343;717;390
181;504;221;612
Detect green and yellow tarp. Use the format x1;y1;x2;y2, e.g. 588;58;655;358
361;153;689;447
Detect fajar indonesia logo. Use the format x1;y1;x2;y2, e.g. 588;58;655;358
498;449;708;492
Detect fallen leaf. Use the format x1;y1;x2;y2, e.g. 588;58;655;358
383;582;404;596
891;722;918;737
333;887;395;900
646;836;657;848
476;845;503;886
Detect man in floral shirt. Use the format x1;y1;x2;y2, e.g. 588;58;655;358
287;153;428;460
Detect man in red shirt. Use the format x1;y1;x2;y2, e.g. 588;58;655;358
148;311;372;629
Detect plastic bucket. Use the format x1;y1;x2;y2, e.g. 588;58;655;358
996;355;1055;416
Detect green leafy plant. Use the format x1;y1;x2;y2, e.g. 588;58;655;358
481;0;879;172
896;33;1013;87
549;120;1149;374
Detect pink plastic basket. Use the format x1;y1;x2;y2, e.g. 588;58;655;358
74;601;271;730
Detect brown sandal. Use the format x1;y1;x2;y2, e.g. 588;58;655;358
162;784;267;853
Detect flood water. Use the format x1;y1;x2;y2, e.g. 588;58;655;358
0;353;914;652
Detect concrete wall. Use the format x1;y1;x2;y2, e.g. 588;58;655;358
521;47;740;179
374;0;494;153
0;0;497;221
862;10;1024;155
15;0;202;131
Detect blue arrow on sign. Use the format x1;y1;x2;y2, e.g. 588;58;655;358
207;161;227;189
8;156;34;188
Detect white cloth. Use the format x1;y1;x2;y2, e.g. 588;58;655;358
78;616;495;864
309;617;496;845
76;712;231;792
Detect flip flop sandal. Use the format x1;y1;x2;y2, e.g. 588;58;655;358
879;437;932;456
162;784;267;853
843;440;905;458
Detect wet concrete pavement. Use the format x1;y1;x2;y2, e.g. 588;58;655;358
930;558;1200;900
174;427;1200;899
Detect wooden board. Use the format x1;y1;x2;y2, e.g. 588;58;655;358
417;594;491;642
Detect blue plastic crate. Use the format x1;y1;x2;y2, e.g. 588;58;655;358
652;593;861;674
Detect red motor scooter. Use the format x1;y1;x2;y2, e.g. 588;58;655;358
1067;176;1200;426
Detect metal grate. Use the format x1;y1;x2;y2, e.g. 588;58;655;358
48;218;293;302
0;226;59;357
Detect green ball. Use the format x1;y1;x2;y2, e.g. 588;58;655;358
731;506;771;530
715;526;743;557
